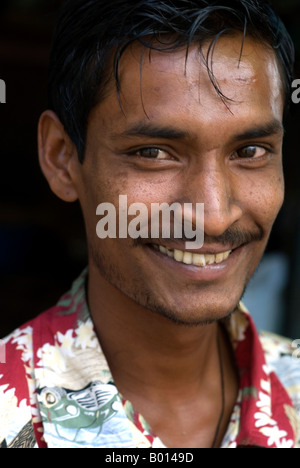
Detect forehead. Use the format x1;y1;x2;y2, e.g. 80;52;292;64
90;35;284;136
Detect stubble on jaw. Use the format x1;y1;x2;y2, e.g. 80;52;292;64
87;240;248;328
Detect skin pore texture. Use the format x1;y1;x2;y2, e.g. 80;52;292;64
38;34;285;447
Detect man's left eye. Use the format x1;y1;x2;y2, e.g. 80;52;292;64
235;146;267;159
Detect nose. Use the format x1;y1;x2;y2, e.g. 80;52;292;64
187;163;243;238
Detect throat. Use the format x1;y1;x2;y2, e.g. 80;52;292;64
109;324;239;448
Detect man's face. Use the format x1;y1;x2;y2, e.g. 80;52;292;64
73;34;285;325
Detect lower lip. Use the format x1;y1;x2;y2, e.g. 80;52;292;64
145;244;245;282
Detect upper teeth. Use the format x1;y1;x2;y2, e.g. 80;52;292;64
152;245;231;266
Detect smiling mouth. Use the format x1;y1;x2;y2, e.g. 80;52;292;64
150;244;232;267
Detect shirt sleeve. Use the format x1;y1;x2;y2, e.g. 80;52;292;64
0;326;39;448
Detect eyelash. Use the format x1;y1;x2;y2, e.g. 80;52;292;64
127;144;273;163
231;145;271;161
128;147;172;160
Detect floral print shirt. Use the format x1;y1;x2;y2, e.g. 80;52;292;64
0;269;300;448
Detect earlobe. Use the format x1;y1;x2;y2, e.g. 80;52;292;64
38;110;79;202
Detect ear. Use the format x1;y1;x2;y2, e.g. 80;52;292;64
38;110;80;202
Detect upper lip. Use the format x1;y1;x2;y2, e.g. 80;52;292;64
148;240;243;255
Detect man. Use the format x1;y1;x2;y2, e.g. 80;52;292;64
0;0;299;448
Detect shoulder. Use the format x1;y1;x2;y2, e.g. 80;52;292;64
0;322;37;447
0;296;81;395
0;304;73;448
259;331;300;415
0;274;88;448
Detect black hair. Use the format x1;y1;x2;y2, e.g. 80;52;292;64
48;0;295;163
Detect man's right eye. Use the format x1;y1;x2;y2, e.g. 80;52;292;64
130;147;170;160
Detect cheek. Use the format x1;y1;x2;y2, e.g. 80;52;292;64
244;171;284;230
80;167;173;249
79;162;131;228
108;168;179;209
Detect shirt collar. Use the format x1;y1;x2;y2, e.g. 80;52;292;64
222;303;296;448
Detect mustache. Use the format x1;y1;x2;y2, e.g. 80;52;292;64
204;225;264;247
134;225;264;248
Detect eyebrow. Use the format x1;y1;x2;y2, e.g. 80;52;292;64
112;123;189;141
112;119;284;142
233;119;284;141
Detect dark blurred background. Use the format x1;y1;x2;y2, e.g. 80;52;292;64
0;0;299;339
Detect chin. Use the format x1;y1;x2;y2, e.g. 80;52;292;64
143;293;243;327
